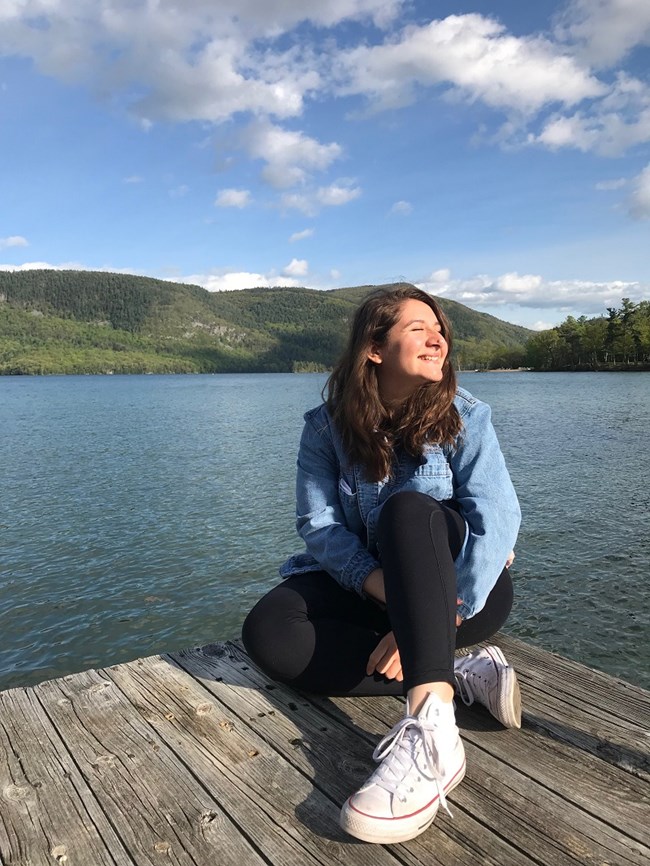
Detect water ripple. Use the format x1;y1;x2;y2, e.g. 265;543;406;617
1;371;648;691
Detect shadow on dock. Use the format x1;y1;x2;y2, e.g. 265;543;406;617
1;632;648;865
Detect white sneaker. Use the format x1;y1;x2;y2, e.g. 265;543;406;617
454;646;521;729
339;694;466;844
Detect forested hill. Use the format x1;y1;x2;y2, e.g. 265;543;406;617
0;269;532;375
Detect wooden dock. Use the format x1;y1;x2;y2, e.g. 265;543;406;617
1;633;648;866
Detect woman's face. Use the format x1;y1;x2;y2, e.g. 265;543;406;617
368;298;448;404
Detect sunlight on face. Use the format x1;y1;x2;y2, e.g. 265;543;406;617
369;299;448;404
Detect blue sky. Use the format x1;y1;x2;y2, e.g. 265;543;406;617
1;0;649;329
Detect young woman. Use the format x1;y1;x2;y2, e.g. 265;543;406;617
243;286;521;845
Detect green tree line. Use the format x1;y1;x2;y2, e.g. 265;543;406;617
0;271;532;375
526;299;650;371
2;270;646;374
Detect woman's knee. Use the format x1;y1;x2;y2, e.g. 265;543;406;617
241;594;271;659
378;491;463;544
242;588;287;661
378;490;441;530
241;584;312;683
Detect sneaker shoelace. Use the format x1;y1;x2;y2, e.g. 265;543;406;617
454;667;489;708
370;716;453;817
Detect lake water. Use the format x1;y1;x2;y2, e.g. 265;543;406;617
1;372;649;693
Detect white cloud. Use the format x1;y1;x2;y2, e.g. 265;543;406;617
0;235;28;249
531;73;650;156
289;228;314;242
0;1;401;127
242;121;342;188
0;262;56;271
3;259;645;323
215;188;251;208
534;106;650;157
338;14;605;114
0;262;304;291
281;181;362;215
531;320;556;331
169;184;189;198
176;269;302;292
316;182;362;206
0;261;122;272
496;272;544;293
332;11;648;161
417;268;648;314
535;115;591;150
390;200;412;215
280;192;315;215
595;177;627;190
628;163;650;219
283;258;309;277
3;0;650;237
556;0;650;67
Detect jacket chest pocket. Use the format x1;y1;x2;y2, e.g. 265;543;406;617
338;476;358;506
406;450;454;500
338;476;366;533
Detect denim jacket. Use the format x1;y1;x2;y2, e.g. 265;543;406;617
280;386;521;620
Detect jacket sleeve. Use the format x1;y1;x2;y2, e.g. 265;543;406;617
295;413;380;595
450;400;521;620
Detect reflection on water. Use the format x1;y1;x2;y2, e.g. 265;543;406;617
1;371;648;691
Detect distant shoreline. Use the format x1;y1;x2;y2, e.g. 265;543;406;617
3;365;650;378
460;368;531;373
463;365;650;373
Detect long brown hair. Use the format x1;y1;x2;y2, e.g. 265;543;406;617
326;286;461;481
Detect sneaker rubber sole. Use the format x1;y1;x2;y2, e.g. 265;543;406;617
339;759;466;844
484;646;522;729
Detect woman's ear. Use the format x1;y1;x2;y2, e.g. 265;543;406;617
367;345;382;365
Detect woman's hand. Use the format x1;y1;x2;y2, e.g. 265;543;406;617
456;597;463;627
367;631;403;681
368;597;465;680
506;550;515;568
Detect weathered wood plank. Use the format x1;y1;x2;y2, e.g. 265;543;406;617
228;633;650;844
1;632;647;866
496;635;650;719
172;643;541;866
304;665;650;862
103;652;405;866
334;684;650;849
33;668;269;866
459;707;649;848
321;692;650;865
304;690;649;866
184;640;649;866
0;684;135;866
495;635;650;781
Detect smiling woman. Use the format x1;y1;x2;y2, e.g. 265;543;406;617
242;285;522;844
368;297;449;402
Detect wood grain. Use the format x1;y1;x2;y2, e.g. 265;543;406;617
0;633;647;866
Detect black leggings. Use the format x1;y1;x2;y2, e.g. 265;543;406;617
242;491;513;696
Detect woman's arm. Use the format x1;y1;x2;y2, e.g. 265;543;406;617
451;399;521;620
295;411;380;595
